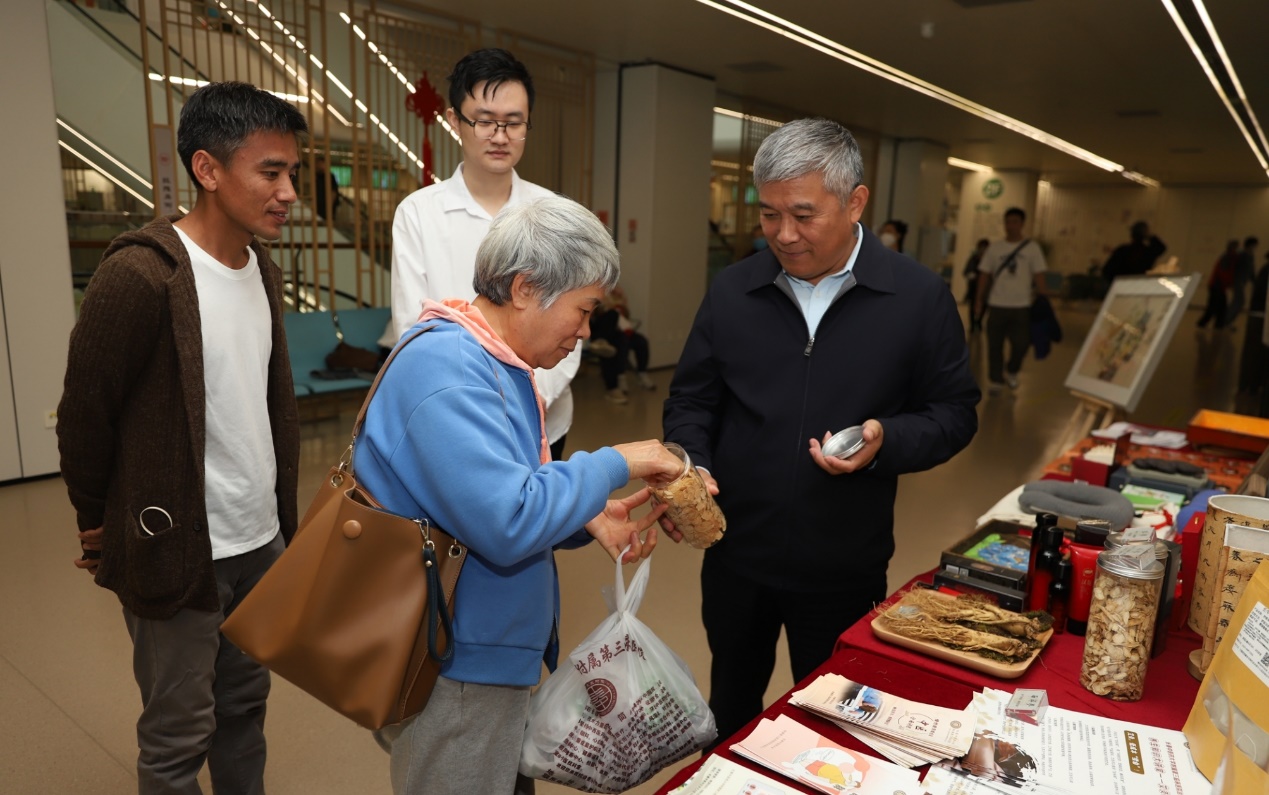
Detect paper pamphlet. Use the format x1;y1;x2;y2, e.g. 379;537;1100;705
730;714;922;794
670;755;805;795
789;673;975;765
921;688;1210;795
1091;423;1188;449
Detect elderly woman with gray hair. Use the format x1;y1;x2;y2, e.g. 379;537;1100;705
356;194;684;794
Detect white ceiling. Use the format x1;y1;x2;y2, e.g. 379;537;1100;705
407;0;1269;187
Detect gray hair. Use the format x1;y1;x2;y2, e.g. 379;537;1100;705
474;195;620;307
752;118;863;205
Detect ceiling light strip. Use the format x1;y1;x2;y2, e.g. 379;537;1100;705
713;106;784;127
58;118;152;188
219;2;428;171
337;14;461;144
1158;0;1267;175
1187;0;1269;169
947;157;992;173
696;0;1141;179
147;72;308;103
59;140;155;209
1121;171;1161;188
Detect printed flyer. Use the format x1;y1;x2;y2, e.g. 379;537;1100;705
921;689;1210;795
731;714;922;794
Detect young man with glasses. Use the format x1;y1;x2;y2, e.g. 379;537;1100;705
383;48;581;458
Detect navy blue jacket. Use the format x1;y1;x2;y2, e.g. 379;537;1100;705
663;228;980;590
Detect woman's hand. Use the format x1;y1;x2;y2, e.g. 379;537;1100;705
586;488;669;563
612;440;686;485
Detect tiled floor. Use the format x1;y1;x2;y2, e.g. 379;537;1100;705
1;300;1251;794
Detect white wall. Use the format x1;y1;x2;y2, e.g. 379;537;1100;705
890;139;950;270
1035;184;1269;283
591;66;619;233
616;64;714;369
0;2;78;479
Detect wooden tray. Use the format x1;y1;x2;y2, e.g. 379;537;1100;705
870;593;1053;680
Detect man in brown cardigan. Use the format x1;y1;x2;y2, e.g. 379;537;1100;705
57;82;305;794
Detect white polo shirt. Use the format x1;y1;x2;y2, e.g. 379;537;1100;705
385;164;579;445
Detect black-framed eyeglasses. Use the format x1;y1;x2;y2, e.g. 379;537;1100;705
454;110;532;141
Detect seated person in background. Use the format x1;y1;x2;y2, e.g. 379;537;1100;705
590;287;655;403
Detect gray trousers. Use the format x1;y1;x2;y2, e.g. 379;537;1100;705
374;676;535;795
123;532;284;795
986;306;1031;382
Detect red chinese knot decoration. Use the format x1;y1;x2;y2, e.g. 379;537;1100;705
405;72;445;184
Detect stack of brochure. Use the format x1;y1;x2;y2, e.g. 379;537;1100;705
729;713;922;794
787;674;975;768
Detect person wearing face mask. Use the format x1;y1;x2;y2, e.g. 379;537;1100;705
748;223;769;256
879;219;907;253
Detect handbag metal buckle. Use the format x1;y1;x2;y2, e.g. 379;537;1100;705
415;519;435;567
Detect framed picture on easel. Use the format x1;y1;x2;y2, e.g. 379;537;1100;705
1064;274;1198;413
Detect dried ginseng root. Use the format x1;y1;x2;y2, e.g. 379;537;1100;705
903;589;1052;639
651;462;726;549
881;607;1037;662
881;594;1045;664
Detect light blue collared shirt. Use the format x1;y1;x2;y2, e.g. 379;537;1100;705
783;222;863;335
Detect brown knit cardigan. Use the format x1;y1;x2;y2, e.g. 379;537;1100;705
57;216;300;619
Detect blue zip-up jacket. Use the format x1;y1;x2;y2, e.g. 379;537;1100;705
355;318;629;686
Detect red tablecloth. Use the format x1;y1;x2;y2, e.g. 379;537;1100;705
655;647;978;794
835;571;1201;731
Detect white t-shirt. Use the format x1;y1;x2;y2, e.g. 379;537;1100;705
384;164;579;445
175;227;280;559
979;238;1047;308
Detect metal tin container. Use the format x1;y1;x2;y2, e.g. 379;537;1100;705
822;425;866;459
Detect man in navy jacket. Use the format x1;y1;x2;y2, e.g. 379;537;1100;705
663;118;980;747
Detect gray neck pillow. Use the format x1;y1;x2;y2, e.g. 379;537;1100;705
1018;480;1135;530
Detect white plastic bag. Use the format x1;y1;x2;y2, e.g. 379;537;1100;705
519;551;717;792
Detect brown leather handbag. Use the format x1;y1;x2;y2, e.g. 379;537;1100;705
221;327;466;730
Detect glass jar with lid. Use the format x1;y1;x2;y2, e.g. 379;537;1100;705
645;443;726;549
1079;545;1164;701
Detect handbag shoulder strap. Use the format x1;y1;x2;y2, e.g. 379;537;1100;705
347;325;434;464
